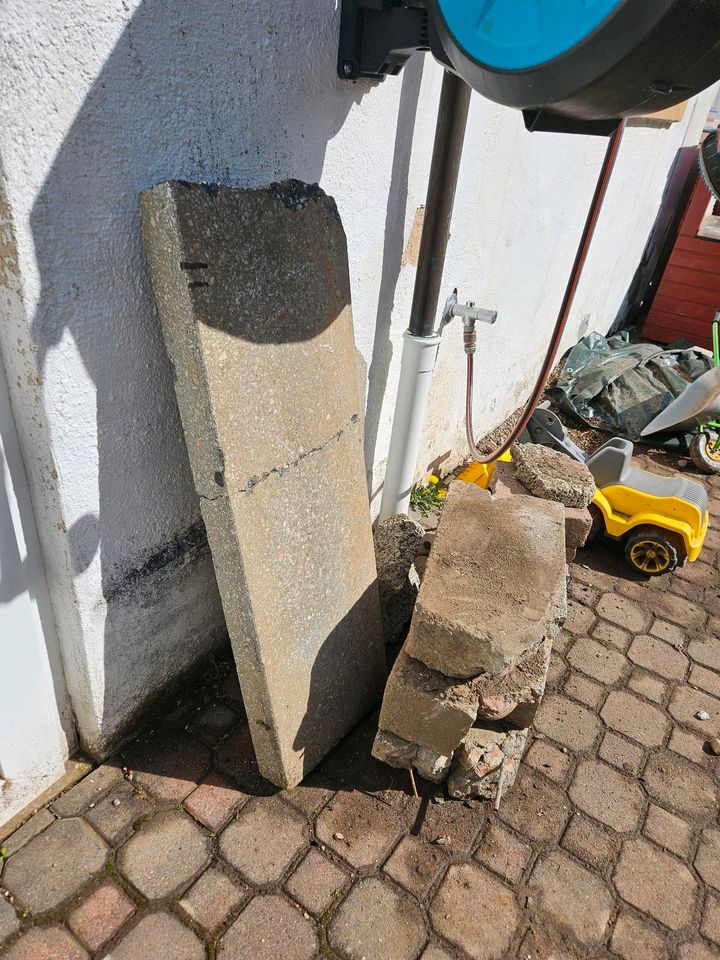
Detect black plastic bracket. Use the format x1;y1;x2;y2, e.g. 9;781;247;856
337;0;430;81
523;110;621;137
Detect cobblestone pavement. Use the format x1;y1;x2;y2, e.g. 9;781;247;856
1;454;719;960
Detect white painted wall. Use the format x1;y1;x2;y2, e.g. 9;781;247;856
0;0;714;757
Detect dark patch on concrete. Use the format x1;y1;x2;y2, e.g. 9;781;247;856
268;178;340;222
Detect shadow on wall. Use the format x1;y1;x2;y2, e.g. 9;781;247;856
25;0;393;755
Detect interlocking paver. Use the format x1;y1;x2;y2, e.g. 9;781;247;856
184;771;247;832
677;941;720;960
610;911;665;960
593;619;631;651
564;671;605;708
688;639;720;671
669;687;720;737
531;850;613;946
474;821;531;884
281;783;333;817
534;694;601;751
695;830;720;892
565;600;596;635
329;877;427;960
122;731;212;804
615;838;697;930
599;732;645;776
219;894;318;960
627;670;666;704
430;863;519;960
104;910;205;960
701;896;720;945
188;702;240;746
568;636;627;684
85;780;153;845
117;810;211;899
561;813;619;871
498;769;570;845
382;834;447;899
628;634;688;680
51;764;123;818
650;618;686;646
643;805;693;860
601;690;670;747
669;726;714;766
220;796;307;886
643;750;718;820
649;593;706;629
3;809;55;856
596;593;651;633
285;848;347;916
179;864;247;933
569;760;645;833
2;926;88;959
525;738;572;783
690;664;720;698
420;946;455;960
315;790;401;869
417;793;488;854
2;818;107;913
67;880;135;953
0;896;19;944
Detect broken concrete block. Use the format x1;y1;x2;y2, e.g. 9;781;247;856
476;637;552;726
565;506;593;550
140;180;386;789
512;443;595;508
489;459;528;500
378;650;479;757
371;730;451;783
404;484;566;678
373;515;424;644
415;745;452;783
447;727;528;800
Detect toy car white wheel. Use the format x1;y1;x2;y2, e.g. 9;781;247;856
624;527;680;577
689;433;720;475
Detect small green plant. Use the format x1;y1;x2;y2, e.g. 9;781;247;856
410;474;448;516
0;847;8;865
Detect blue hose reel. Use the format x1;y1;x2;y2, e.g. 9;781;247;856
339;0;720;132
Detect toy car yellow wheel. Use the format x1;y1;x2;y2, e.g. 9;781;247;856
689;432;720;475
624;527;680;577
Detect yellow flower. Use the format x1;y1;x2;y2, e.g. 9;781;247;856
428;475;440;485
437;489;448;499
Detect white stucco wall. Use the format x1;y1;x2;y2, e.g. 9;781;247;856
0;0;715;756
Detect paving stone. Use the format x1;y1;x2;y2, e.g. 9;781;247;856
695;830;720;891
0;895;19;944
498;769;570;845
568;636;627;685
534;694;601;751
220;796;307;886
474;820;531;884
651;619;686;646
214;723;276;796
628;634;688;680
669;727;715;767
615;838;698;930
430;863;519;960
417;794;488;854
669;687;720;737
184;772;247;832
285;848;347;916
382;834;447;899
649;593;706;629
593;619;631;651
601;690;670;747
525;738;572;783
701;896;720;945
3;809;55;856
552;628;573;655
122;731;212;804
643;805;693;859
545;652;567;690
572;563;617;592
565;599;596;635
564;671;605;708
562;813;619;871
690;664;720;699
531;850;613;946
599;732;645;776
610;911;665;960
51;764;124;817
179;864;247;933
2;817;107;913
2;926;88;960
68;880;135;953
688;639;720;672
117;810;211;899
569;760;645;833
568;579;599;607
420;946;455;960
85;780;153;845
329;877;426;960
104;910;205;960
188;702;240;746
678;942;720;960
627;670;666;705
281;784;333;817
643;750;718;820
597;593;651;633
315;790;401;869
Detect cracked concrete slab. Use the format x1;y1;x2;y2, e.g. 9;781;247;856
140;180;385;788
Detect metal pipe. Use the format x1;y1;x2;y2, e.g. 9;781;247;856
409;71;472;337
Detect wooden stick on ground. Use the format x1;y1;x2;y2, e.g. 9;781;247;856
408;767;419;799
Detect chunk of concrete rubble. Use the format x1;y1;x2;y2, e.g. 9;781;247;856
373;515;424;644
489;460;528;499
404;484;566;678
371;729;452;783
512;443;595;508
564;505;593;550
476;636;552;726
447;727;528;800
140;179;386;789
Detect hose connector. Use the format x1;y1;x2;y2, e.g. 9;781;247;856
438;290;497;354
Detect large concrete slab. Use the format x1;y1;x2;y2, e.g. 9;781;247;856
140;180;385;788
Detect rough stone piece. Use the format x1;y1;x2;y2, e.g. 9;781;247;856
447;726;527;800
328;878;426;960
117;811;211;899
106;911;205;960
141;180;386;789
531;851;613;945
614;838;698;930
371;729;452;783
564;506;593;549
67;880;135;953
405;484;566;677
2;818;107;914
512;442;596;507
219;894;318;960
373;514;424;643
219;796;307;886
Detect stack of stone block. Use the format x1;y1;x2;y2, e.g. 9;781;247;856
372;482;567;800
